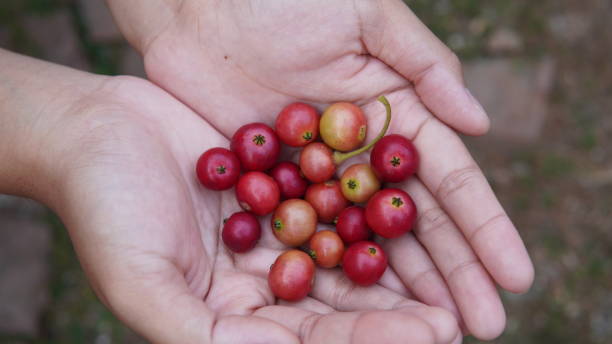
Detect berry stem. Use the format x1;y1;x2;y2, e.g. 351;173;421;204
333;95;392;165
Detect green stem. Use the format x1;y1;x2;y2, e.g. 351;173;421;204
333;95;392;165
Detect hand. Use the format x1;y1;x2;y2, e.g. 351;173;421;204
107;0;535;340
0;50;461;343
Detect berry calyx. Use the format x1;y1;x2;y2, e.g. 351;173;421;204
392;197;403;207
390;156;401;167
253;134;266;145
273;219;283;231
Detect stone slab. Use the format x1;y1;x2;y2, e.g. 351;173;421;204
0;215;51;336
464;57;555;143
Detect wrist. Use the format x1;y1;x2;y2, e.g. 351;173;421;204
0;49;110;206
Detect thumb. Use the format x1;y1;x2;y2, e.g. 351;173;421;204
97;258;298;344
359;0;490;136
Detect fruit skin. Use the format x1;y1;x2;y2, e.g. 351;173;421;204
196;147;241;190
231;123;280;171
305;180;350;223
308;230;344;268
342;241;388;286
299;142;335;183
222;212;261;253
365;188;416;238
319;102;367;152
340;163;381;203
268;250;315;301
336;206;372;244
270;162;308;199
236;172;280;216
275;102;319;147
370;134;419;183
271;199;317;246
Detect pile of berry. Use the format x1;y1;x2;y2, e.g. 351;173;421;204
196;96;419;301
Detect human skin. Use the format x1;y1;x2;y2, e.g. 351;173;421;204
0;49;462;344
106;0;535;340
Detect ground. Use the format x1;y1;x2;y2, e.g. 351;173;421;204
0;0;610;343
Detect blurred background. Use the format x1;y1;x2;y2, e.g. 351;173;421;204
0;0;610;343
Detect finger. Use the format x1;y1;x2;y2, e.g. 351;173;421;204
309;266;455;342
358;0;489;135
361;90;534;295
451;331;463;344
400;178;505;340
410;115;534;294
234;246;283;276
255;305;455;344
382;234;463;327
234;245;413;311
310;267;410;311
213;315;299;344
248;252;457;343
98;258;297;344
395;304;460;344
278;297;335;314
403;179;505;339
376;264;413;298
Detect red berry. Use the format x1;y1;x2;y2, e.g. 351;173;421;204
270;162;308;199
299;142;335;183
340;163;381;203
342;241;387;286
231;123;280;171
370;134;419;183
365;188;416;238
305;180;350;224
336;206;372;244
268;250;315;301
222;212;261;253
320;102;367;152
271;199;317;247
196;147;241;190
308;230;344;268
275;102;319;147
236;172;280;216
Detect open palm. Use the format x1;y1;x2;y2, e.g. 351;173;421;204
61;76;461;344
105;0;534;340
